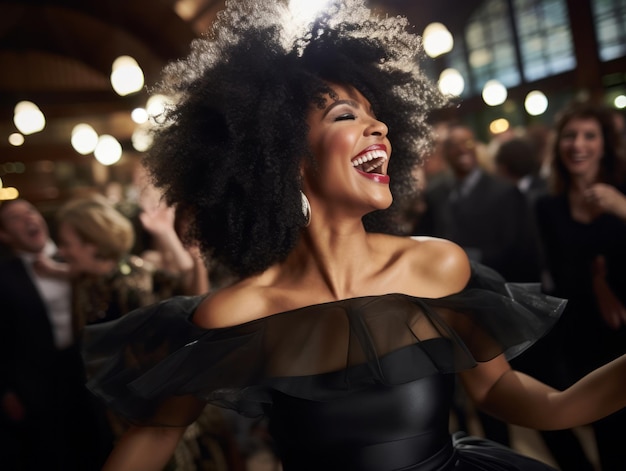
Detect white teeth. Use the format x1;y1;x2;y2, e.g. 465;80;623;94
351;149;387;167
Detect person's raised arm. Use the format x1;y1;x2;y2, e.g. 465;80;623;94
139;204;195;275
461;352;626;431
102;395;206;470
591;255;626;330
102;425;186;471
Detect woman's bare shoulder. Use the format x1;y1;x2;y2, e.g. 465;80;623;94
193;277;273;329
387;235;471;297
412;236;470;283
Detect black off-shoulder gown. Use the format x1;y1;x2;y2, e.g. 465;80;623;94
84;263;565;470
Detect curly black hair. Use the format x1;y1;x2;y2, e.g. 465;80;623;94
143;0;445;279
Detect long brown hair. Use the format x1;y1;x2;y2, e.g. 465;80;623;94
550;102;625;194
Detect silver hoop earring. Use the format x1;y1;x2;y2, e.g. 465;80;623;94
301;191;311;227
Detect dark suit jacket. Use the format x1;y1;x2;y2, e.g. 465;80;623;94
0;254;82;414
417;171;543;282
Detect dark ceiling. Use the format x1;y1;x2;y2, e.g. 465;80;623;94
0;0;481;203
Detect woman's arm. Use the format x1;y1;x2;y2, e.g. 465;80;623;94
178;244;211;295
102;395;207;470
32;254;71;279
139;204;195;275
591;255;626;329
460;353;626;430
102;425;187;471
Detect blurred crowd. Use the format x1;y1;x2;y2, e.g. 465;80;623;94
1;98;625;471
0;165;273;471
406;100;626;471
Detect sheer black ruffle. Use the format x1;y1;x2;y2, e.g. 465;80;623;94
84;262;565;425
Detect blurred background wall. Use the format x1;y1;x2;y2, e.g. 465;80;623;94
0;0;624;216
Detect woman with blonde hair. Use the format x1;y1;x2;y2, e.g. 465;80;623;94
57;194;154;327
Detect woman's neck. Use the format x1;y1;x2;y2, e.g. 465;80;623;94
284;219;384;300
88;258;119;277
567;174;602;223
569;173;598;193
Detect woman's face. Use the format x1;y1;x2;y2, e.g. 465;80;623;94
303;83;392;218
558;117;604;180
57;222;98;275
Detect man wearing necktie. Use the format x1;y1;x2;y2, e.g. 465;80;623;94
0;199;108;471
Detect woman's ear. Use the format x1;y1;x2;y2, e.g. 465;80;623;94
299;160;310;186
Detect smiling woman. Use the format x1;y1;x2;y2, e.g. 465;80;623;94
141;0;441;280
56;194;153;327
302;84;393;216
82;2;626;471
532;101;626;470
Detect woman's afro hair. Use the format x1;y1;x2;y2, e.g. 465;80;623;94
143;0;446;279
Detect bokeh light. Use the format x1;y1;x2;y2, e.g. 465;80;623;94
524;90;549;116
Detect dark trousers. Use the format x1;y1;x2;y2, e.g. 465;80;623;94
0;346;113;471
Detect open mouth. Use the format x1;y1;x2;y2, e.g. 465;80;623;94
351;149;387;175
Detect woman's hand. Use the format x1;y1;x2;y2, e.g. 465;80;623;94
139;203;195;274
139;204;176;237
32;254;70;279
584;183;626;220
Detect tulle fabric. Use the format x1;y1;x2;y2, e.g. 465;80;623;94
451;433;557;470
84;262;565;427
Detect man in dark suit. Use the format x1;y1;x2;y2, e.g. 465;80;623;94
415;124;544;447
418;124;543;284
494;136;549;209
0;199;106;471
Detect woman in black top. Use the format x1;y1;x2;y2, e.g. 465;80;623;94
85;2;626;470
534;101;626;470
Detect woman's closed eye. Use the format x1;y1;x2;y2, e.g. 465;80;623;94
334;113;356;121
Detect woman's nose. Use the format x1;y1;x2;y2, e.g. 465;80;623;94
367;117;388;137
573;133;586;147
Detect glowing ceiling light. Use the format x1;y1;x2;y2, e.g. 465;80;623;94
94;135;122;165
615;95;626;109
71;123;99;155
423;22;454;58
289;0;332;24
8;133;24;146
524;90;549;116
0;186;19;201
146;94;173;121
13;101;46;135
111;55;145;96
131;107;149;124
482;80;507;106
132;126;154;152
489;118;510;135
438;68;465;97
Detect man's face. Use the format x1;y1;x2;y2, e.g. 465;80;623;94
0;200;49;254
444;127;478;178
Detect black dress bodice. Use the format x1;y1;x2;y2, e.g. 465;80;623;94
268;350;456;471
84;262;565;470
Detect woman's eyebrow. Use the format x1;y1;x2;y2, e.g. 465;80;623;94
322;99;360;117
